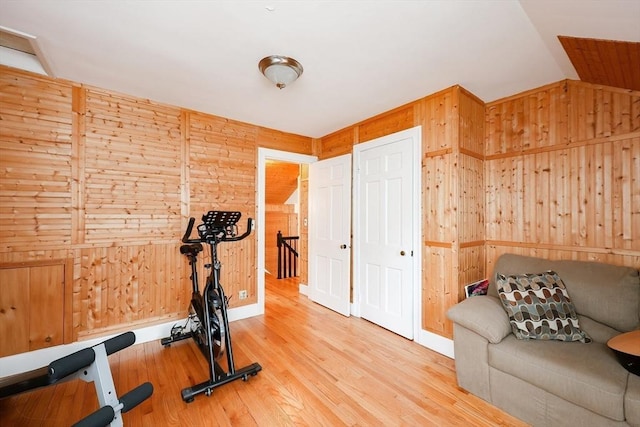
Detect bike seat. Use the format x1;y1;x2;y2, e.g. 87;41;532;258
180;243;203;256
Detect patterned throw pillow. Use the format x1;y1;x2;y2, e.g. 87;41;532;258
496;271;591;343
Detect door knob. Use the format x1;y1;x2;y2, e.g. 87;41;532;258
400;250;406;256
340;244;347;249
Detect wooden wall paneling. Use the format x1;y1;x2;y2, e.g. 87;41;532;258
265;162;300;205
256;126;313;154
421;88;455;153
0;267;30;356
265;206;298;277
0;68;74;252
83;88;183;244
485;82;567;156
535;150;550;244
75;243;187;339
29;263;65;350
484;158;498;242
357;104;415;144
181;110;191;220
453;89;486;316
187;112;258;308
458;244;485;298
486;244;640;276
458;88;486;155
188;113;257;215
72;85;87;245
0;260;69;356
485;80;640;277
0;66;322;355
421;86;463;337
5;62;636;355
219;239;257;306
620;137;640;247
458;155;485;244
567;80;640;141
486;143;634;250
423;154;452;244
550;148;571;246
318;127;355;160
422;246;454;336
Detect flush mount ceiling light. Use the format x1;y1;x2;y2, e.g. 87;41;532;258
258;55;303;89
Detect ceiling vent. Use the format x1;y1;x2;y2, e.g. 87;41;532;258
0;26;52;76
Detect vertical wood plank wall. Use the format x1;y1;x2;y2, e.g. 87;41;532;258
319;80;639;339
485;80;640;274
0;66;313;354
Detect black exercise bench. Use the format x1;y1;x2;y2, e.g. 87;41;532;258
0;331;153;427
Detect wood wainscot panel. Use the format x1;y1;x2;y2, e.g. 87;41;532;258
458;244;486;302
74;243;188;339
0;259;73;357
422;245;455;338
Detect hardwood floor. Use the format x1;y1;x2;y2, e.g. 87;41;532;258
0;276;527;426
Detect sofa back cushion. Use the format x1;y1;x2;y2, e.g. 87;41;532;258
489;254;640;332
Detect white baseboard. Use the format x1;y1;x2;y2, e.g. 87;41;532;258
228;303;262;321
0;305;262;379
299;283;308;295
416;329;455;359
0;319;182;378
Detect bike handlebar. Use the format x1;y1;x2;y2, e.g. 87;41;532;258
182;217;198;243
228;218;253;241
181;216;253;244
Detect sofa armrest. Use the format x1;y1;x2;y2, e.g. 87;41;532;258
447;296;511;344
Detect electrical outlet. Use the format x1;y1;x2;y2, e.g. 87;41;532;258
238;290;248;300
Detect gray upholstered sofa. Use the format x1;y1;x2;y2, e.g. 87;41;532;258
447;253;640;427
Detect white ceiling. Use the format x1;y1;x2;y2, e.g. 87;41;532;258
1;1;639;138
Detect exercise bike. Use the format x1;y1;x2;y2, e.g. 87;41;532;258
161;210;261;403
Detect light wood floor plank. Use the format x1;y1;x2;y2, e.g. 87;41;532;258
0;275;527;426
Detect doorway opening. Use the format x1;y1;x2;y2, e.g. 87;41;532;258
257;149;318;315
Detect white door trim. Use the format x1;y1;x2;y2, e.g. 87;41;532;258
256;148;318;315
352;126;422;340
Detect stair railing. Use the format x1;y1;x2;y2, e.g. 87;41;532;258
277;230;299;279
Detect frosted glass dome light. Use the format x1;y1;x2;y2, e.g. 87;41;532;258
258;55;303;89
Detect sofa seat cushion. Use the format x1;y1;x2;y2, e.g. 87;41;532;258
489;334;628;421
